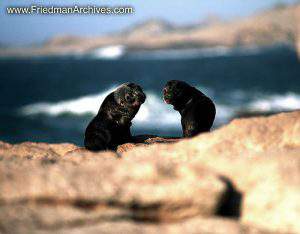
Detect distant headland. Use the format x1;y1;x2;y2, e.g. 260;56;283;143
1;5;300;58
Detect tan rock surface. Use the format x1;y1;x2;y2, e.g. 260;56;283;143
1;111;300;233
0;141;78;160
0;152;226;233
117;136;179;153
35;217;274;234
121;111;300;233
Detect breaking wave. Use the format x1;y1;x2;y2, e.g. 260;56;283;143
88;45;126;59
248;93;300;112
19;87;300;129
19;86;181;129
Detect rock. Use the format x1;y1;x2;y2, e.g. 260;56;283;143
117;142;145;153
117;136;179;153
122;111;300;233
1;111;300;233
45;34;82;47
0;141;78;160
47;143;79;156
64;147;121;163
35;217;274;234
0;152;227;233
242;161;300;233
124;19;176;37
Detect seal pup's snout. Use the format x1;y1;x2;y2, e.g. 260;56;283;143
163;96;172;104
138;91;146;103
125;87;146;106
163;87;172;104
133;91;146;105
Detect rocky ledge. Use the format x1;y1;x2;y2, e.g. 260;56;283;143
0;111;300;234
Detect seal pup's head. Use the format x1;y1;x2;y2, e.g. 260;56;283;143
163;80;195;110
114;82;146;108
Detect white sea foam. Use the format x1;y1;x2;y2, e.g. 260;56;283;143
19;88;300;129
89;45;125;59
248;93;300;112
19;87;181;128
19;87;117;116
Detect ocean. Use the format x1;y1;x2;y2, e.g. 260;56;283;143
1;44;300;146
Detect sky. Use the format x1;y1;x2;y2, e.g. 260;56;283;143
0;0;298;46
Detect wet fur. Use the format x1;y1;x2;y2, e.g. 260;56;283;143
164;80;216;137
84;83;146;151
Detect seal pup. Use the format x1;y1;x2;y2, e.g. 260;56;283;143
163;80;215;137
84;83;146;151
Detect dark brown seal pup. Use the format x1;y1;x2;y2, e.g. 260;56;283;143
84;83;146;151
163;80;215;137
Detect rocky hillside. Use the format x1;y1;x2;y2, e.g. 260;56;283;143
0;5;300;57
1;110;300;233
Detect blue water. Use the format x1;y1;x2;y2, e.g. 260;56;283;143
1;44;300;146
